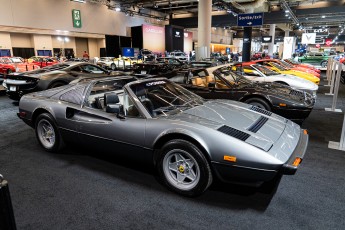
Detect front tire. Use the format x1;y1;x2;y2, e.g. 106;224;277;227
35;113;65;152
244;98;271;111
110;63;116;70
156;139;213;197
321;60;327;68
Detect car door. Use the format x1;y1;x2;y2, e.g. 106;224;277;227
75;79;147;156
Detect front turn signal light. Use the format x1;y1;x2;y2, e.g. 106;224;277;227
293;157;302;167
279;103;287;107
303;130;308;135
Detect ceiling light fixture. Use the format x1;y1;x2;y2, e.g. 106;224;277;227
321;15;326;18
115;6;121;12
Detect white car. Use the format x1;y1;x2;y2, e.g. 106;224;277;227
97;57;117;70
241;64;318;97
169;51;189;62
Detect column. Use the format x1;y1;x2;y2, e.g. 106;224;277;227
197;0;212;60
268;24;276;56
242;27;252;62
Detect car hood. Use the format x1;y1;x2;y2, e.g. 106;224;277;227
165;100;287;151
274;73;318;90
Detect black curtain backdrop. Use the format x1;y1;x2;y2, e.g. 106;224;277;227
165;25;184;52
105;35;133;57
131;26;143;50
120;37;131;55
100;48;106;57
12;48;35;59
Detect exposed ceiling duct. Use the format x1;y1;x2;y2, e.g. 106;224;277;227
225;0;269;13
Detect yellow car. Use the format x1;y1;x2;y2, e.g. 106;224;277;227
258;61;320;85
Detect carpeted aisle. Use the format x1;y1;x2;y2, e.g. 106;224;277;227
0;75;345;230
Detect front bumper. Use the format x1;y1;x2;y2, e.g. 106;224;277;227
272;107;313;122
281;129;308;175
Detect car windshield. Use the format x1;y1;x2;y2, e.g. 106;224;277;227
10;58;23;63
0;58;11;64
214;67;252;84
252;64;278;76
129;80;204;117
269;62;287;71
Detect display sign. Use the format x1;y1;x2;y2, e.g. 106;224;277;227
301;33;316;44
325;39;332;46
122;47;134;57
283;37;295;59
261;36;272;43
72;9;82;28
142;24;165;53
237;13;263;27
315;36;325;44
183;32;193;54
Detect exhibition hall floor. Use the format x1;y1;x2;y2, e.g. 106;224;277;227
0;78;345;230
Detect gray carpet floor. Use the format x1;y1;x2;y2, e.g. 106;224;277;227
0;76;345;230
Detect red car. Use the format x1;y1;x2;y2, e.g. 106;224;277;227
284;59;321;74
31;57;59;67
0;57;40;73
249;59;321;78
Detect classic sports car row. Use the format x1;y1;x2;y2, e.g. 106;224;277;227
17;76;308;197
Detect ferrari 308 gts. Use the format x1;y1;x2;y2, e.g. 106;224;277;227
18;76;308;196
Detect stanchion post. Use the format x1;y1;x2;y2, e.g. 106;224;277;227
329;113;345;151
0;175;17;230
325;58;332;85
325;61;343;113
326;61;337;95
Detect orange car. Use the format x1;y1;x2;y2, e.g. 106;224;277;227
251;59;320;78
0;57;40;73
283;59;321;74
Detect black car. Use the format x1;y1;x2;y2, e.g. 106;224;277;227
166;67;315;122
132;62;176;78
156;57;186;69
3;62;110;100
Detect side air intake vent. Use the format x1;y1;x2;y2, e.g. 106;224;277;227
218;125;250;141
248;116;268;133
250;106;272;116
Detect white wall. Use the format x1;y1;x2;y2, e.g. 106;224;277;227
32;35;53;53
10;33;33;47
0;32;12;55
0;0;157;36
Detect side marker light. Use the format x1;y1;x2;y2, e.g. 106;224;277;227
279;103;287;107
224;155;236;162
293;157;302;167
303;130;308;135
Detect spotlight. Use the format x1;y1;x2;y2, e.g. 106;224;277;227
285;10;289;13
321;15;326;18
115;7;121;12
153;2;158;8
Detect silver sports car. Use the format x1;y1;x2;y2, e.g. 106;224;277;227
18;76;308;196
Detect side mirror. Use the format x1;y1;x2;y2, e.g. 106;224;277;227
208;82;216;88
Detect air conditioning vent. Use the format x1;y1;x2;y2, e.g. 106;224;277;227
248;116;268;133
250;106;272;116
217;125;250;141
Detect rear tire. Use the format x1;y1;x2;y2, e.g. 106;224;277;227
35;113;65;153
244;98;271;111
156;139;213;197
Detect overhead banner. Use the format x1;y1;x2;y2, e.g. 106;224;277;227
283;37;295;59
301;33;316;44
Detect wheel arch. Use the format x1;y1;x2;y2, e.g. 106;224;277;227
31;107;54;127
47;80;68;89
274;81;289;86
153;132;212;166
240;94;272;107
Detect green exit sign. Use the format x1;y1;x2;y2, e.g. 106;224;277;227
72;9;82;28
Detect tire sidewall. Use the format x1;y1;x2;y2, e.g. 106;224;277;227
156;139;212;197
245;98;271;111
35;113;62;152
110;63;116;70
